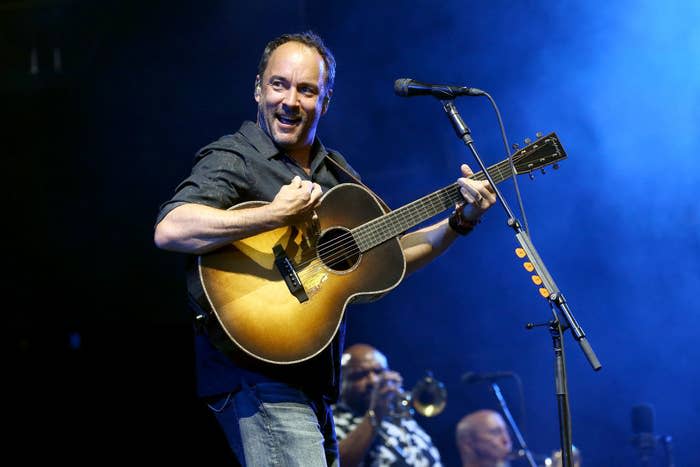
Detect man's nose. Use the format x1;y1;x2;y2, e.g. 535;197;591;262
369;370;384;385
282;88;299;107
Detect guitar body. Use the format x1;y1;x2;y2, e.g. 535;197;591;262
198;183;406;364
195;132;567;365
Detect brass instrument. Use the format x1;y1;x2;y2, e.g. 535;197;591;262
392;371;447;418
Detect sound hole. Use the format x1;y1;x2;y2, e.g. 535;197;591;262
317;227;360;272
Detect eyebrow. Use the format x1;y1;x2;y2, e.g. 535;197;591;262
267;75;320;90
347;367;385;377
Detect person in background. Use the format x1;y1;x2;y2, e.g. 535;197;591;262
332;343;443;466
456;409;513;467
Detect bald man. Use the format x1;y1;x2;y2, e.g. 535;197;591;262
332;343;443;466
456;409;513;467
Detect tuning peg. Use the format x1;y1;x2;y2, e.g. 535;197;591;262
529;172;535;180
512;143;520;150
524;137;532;145
540;168;546;175
553;163;560;170
535;131;543;138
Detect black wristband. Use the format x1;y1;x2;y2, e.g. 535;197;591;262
449;210;480;235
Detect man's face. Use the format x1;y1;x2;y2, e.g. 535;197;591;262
341;349;388;412
255;41;331;158
470;413;513;462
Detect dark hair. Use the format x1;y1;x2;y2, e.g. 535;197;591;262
257;30;336;92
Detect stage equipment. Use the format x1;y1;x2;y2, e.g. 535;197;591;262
404;76;602;467
392;371;447;418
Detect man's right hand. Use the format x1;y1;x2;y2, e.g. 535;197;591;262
269;175;323;224
369;370;404;421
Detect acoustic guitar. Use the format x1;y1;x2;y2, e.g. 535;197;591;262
197;132;567;364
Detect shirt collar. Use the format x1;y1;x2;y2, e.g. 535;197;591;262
239;120;330;168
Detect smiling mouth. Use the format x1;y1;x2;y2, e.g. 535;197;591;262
277;114;302;126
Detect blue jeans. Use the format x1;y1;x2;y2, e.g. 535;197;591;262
207;381;339;466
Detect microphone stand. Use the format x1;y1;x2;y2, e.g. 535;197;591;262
491;382;537;467
440;98;603;467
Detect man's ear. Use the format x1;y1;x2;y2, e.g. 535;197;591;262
254;76;262;102
321;89;333;114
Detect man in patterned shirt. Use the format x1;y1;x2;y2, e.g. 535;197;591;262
333;343;443;466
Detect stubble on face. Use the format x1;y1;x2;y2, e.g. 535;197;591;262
255;41;329;162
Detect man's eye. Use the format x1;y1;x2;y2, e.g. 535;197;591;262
270;81;285;91
299;86;317;96
349;371;369;381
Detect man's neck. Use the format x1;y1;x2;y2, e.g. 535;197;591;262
287;149;312;174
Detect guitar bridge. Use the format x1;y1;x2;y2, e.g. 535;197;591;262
273;244;309;303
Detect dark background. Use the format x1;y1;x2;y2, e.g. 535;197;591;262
5;0;699;465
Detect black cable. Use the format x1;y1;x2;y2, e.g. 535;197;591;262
482;92;530;235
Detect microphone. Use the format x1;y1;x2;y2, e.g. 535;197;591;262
631;404;657;465
394;78;485;98
461;371;514;384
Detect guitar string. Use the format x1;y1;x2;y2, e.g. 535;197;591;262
297;184;462;280
293;152;542;280
292;145;558;279
294;157;523;280
297;170;541;281
310;152;531;262
302;182;461;268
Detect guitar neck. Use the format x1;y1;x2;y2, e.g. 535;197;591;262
352;158;515;252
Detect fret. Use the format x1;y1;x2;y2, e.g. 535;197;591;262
352;133;564;252
353;165;506;251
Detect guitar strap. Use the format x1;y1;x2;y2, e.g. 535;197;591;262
324;153;391;214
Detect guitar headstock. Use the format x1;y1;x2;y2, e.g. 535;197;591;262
510;132;567;179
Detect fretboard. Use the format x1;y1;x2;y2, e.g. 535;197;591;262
352;158;515;251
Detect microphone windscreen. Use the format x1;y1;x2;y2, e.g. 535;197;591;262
631;404;655;434
393;78;411;96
